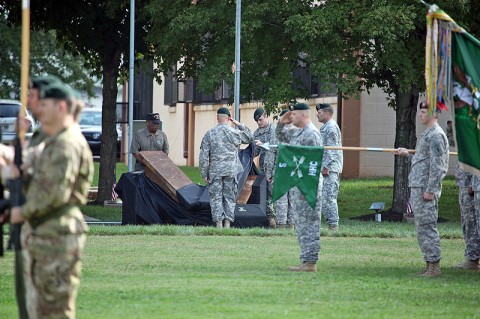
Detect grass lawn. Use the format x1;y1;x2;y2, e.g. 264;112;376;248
1;235;478;319
1;166;473;318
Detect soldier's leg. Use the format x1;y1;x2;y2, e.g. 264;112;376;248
275;193;288;226
321;172;340;227
459;188;480;261
208;178;224;222
411;188;441;262
286;190;295;226
265;179;275;220
292;187;321;263
222;176;238;222
22;222;36;319
29;233;86;319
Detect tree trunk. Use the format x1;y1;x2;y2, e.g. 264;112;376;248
391;89;419;213
97;49;122;204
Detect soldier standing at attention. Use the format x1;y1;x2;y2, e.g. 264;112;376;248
253;107;276;228
316;103;343;231
396;102;449;277
276;103;323;272
130;112;169;171
454;165;480;270
199;107;253;228
10;82;94;319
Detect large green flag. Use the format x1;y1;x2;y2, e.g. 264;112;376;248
271;144;324;208
426;6;480;174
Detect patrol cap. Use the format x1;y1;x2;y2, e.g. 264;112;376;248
291;102;310;111
217;107;231;117
316;103;331;111
146;112;161;124
32;75;61;89
253;108;265;121
42;82;74;100
279;109;289;116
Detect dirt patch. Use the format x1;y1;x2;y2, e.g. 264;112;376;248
350;209;449;223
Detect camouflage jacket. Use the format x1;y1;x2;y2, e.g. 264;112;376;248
253;123;275;172
408;123;448;192
22;124;94;235
199;123;253;179
319;119;343;173
276;121;323;147
455;164;472;187
471;174;480;192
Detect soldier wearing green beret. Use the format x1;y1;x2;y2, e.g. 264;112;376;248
276;103;323;272
199;107;253;228
11;82;94;319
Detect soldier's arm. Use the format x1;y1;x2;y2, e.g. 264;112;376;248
199;133;211;180
163;132;170;155
426;135;448;193
21;143;78;220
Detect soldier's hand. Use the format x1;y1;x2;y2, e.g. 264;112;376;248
422;192;434;201
468;187;474;197
279;111;292;124
204;177;209;183
394;147;409;157
322;167;329;176
255;140;263;146
10;207;25;224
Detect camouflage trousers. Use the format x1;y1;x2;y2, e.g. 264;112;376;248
411;188;441;262
292;180;322;263
265;178;274;219
275;190;294;225
208;176;238;222
21;222;86;319
459;188;480;260
321;172;340;226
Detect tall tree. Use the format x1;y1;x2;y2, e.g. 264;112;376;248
0;17;94;99
1;1;149;203
148;0;469;214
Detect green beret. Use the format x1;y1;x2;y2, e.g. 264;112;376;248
42;83;74;100
315;103;331;111
279;109;289;116
32;75;61;92
253;108;265;121
217;107;231;117
292;103;310;111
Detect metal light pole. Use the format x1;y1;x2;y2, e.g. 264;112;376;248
128;0;135;172
234;0;241;120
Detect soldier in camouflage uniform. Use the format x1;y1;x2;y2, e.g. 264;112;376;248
396;102;449;277
276;103;323;272
11;82;94;319
264;109;295;228
130;112;169;171
253;108;277;227
199;107;253;228
316;103;343;231
454;165;480;270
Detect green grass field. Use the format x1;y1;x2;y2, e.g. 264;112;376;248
1;167;476;318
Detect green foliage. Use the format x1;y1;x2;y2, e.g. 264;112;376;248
0;17;94;99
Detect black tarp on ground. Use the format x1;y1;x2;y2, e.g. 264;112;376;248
115;144;268;227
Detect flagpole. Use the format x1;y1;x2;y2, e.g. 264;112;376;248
259;143;458;156
20;0;30;141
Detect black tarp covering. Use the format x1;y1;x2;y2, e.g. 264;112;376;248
115;144;268;228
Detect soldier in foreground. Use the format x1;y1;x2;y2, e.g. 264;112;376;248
316;103;343;231
199;107;253;228
252;108;276;228
10;82;94;319
454;165;480;270
395;102;449;277
276;103;323;272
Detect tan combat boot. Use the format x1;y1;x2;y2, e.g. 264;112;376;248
454;259;480;271
216;221;223;228
287;224;295;229
417;262;430;276
223;219;231;229
268;217;276;228
277;224;286;229
288;262;317;272
419;261;441;277
328;224;339;231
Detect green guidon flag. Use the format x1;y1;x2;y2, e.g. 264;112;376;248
426;5;480;174
271;144;324;208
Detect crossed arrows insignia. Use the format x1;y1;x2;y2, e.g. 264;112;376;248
290;155;305;178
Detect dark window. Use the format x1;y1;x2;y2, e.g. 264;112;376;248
0;104;20;117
